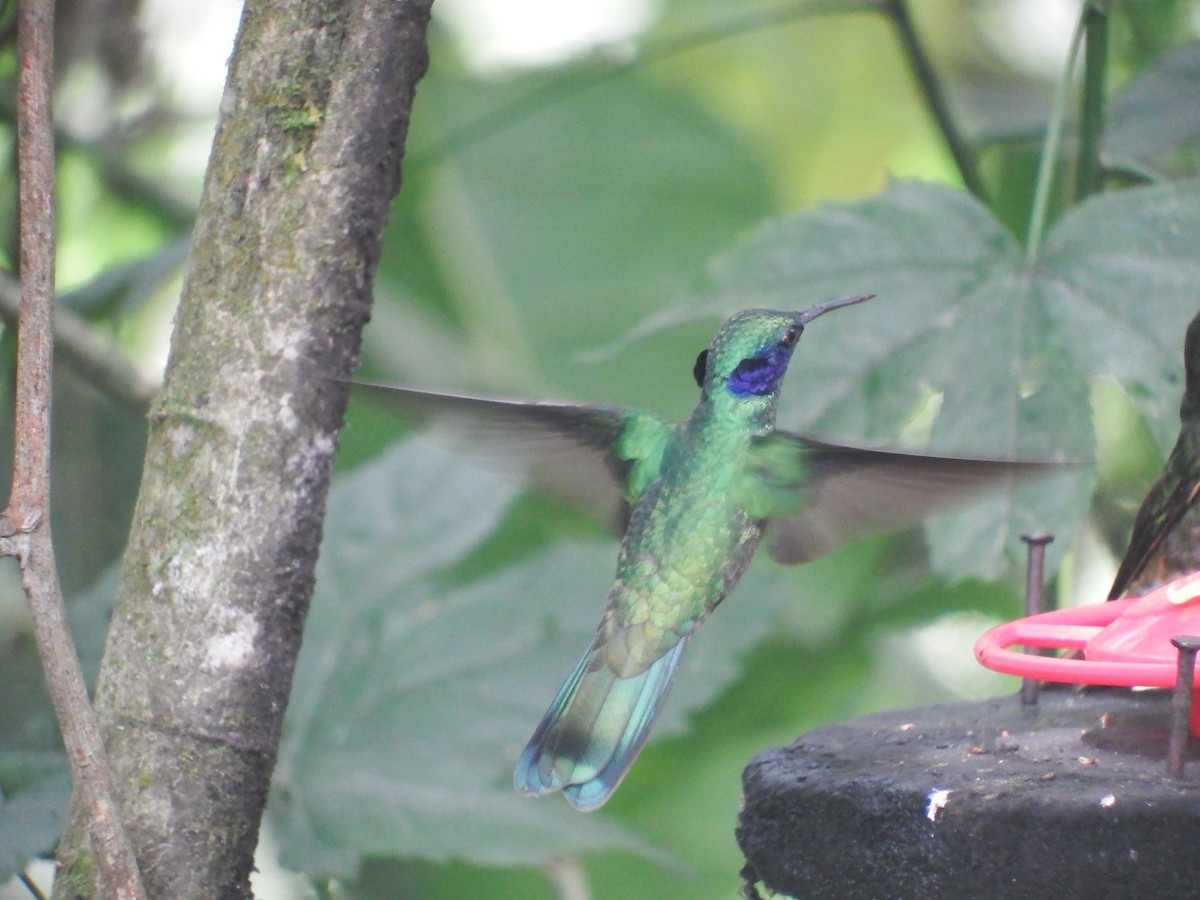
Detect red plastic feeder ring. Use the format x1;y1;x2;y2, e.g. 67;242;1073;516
974;572;1200;737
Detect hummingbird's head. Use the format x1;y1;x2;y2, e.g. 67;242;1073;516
692;295;872;400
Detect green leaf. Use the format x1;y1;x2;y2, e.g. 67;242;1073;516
0;760;70;880
274;439;645;875
274;434;821;875
58;236;191;319
666;178;1200;578
1107;41;1200;176
0;570;117;882
1037;177;1200;446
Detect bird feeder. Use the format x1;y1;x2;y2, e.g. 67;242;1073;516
737;552;1200;900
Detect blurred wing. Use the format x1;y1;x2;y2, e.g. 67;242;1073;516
763;433;1066;565
351;382;641;530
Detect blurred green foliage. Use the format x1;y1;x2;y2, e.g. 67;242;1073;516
2;1;1200;898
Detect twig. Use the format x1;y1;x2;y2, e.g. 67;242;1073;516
17;868;48;900
0;93;198;233
0;270;158;413
545;854;592;900
1075;1;1108;200
4;0;146;897
881;0;987;203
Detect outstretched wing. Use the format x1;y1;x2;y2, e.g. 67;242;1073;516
756;433;1066;565
351;383;669;531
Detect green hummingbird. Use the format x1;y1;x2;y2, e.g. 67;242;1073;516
1109;308;1200;600
354;295;1058;811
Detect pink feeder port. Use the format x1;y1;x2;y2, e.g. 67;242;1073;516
974;572;1200;737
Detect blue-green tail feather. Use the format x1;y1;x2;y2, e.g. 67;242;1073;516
515;636;688;811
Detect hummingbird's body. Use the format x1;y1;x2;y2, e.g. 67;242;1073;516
515;308;810;810
608;417;764;675
608;357;789;671
354;296;1058;811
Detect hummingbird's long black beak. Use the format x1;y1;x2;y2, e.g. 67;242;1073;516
795;293;874;326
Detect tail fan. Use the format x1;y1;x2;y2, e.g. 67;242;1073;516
515;636;689;811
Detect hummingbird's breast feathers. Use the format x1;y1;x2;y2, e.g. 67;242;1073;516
602;415;768;675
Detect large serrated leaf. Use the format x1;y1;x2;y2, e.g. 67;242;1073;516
318;435;523;598
1038;179;1200;444
273;440;644;875
272;434;811;875
1107;41;1200;175
277;545;655;873
667;179;1200;577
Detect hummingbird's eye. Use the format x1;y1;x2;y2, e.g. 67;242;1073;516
692;349;709;388
782;324;801;346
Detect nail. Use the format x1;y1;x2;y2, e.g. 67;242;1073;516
1167;634;1200;778
1020;534;1054;706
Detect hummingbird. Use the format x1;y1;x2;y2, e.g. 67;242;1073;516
354;295;1059;811
1109;308;1200;600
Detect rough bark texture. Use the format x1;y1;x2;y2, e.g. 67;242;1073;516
52;0;432;896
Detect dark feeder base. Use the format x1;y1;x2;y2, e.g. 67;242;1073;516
737;686;1200;900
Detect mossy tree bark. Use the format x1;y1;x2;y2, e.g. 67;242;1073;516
51;0;433;895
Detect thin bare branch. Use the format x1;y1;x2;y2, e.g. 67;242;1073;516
0;270;158;413
546;855;592;900
18;869;48;900
5;0;146;896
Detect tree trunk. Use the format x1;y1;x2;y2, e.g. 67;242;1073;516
52;0;432;895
